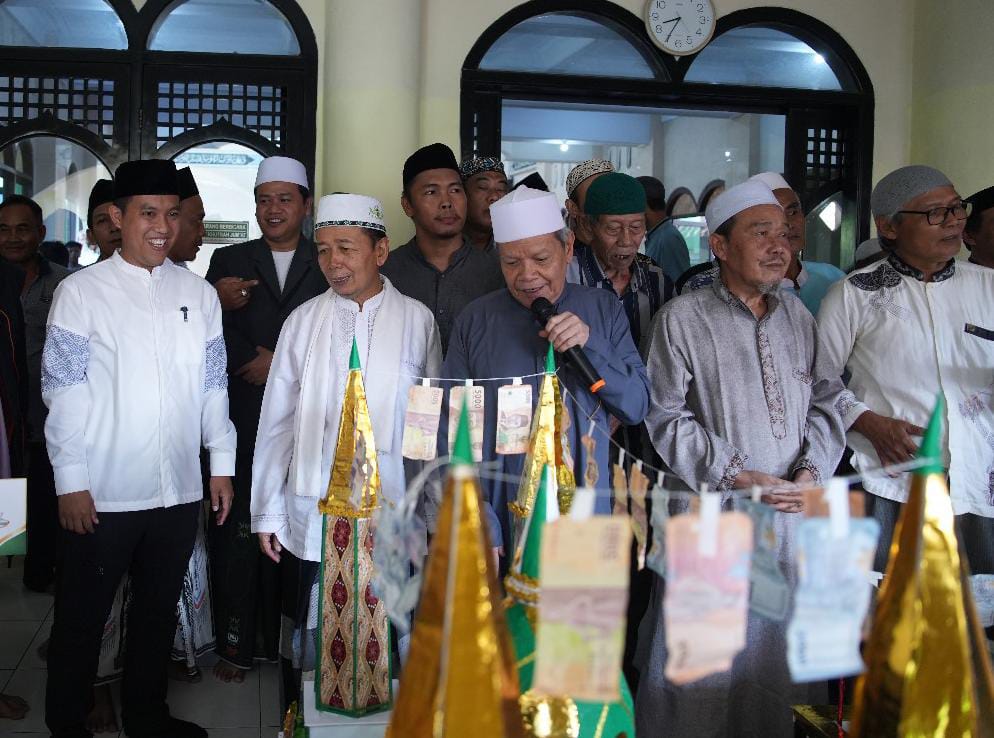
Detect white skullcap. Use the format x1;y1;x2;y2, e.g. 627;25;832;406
749;171;792;192
870;165;952;217
314;193;386;233
705;180;781;233
255;156;309;189
491;186;565;243
854;238;881;261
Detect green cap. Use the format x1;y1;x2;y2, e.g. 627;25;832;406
545;342;556;374
451;398;474;466
583;172;647;216
521;465;552;580
349;337;361;371
915;394;945;475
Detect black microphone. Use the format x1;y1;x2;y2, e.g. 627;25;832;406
530;297;605;394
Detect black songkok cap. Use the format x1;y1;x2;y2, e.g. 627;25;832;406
514;172;549;192
965;185;994;216
113;159;180;200
87;178;115;225
403;143;459;189
176;167;200;201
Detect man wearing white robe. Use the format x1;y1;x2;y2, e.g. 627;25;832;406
250;193;442;715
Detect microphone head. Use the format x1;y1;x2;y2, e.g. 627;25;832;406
530;297;556;322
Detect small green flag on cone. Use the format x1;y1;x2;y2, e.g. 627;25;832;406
545;342;556;374
349;337;361;371
452;398;474;467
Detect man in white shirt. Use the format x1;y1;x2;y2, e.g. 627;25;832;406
251;193;441;715
818;165;994;585
42;159;235;738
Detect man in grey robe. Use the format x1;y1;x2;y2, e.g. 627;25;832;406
636;180;847;738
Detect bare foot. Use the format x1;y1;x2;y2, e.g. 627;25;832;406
0;693;29;720
85;684;118;733
213;660;248;683
168;659;202;683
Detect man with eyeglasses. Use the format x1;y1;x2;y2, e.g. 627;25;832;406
818;165;994;589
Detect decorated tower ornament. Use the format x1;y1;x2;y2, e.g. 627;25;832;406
851;397;994;737
511;343;576;529
386;402;523;738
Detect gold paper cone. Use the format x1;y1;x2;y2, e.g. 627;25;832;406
852;398;994;737
386;404;523;738
511;344;576;524
319;338;380;517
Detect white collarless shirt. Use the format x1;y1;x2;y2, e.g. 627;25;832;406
42;252;236;511
818;255;994;516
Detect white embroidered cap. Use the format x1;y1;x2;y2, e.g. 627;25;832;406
314;193;386;233
565;159;614;198
255;156;309;189
705;180;781;233
748;171;792;192
490;186;565;243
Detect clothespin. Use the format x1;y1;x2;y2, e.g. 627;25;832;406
825;477;850;539
698;483;720;558
512;376;522;386
421;377;431;388
569;487;596;521
618;448;626;469
464;378;473;388
587;419;596;438
635;459;643;472
751;485;762;504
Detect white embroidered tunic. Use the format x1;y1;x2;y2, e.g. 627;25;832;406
250;277;442;562
41;252;236;511
817;254;994;515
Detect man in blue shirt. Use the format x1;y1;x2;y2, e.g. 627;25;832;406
637;175;690;285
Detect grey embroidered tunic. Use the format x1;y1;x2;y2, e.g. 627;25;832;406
636;276;846;738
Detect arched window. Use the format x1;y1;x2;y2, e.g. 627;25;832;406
0;0;317;188
463;2;874;268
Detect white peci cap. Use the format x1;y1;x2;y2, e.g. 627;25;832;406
255;156;309;190
748;171;792;192
314;193;386;233
490;186;565;244
705;180;781;233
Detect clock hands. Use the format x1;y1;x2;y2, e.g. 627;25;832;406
660;15;681;43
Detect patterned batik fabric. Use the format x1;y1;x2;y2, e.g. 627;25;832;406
317;515;392;715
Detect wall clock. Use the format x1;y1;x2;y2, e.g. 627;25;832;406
644;0;717;56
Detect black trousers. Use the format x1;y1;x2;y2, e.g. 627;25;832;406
23;440;58;591
46;500;200;737
209;446;281;668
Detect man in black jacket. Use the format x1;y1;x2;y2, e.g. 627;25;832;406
204;156;328;682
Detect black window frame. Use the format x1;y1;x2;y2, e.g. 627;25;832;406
462;1;875;243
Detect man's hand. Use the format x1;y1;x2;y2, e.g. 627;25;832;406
215;277;259;311
210;476;234;525
539;311;590;354
58;490;99;534
258;532;283;563
733;470;803;513
852;411;925;473
235;346;273;386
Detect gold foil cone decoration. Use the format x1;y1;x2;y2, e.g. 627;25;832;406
386;403;523;738
319;338;380;518
511;343;576;524
519;690;580;738
852;397;994;738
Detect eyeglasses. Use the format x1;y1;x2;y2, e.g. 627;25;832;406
896;202;972;225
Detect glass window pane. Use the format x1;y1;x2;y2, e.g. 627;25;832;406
685;27;846;91
149;0;301;55
0;135;112;268
0;0;127;50
805;191;856;269
172;141;265;277
479;13;654;79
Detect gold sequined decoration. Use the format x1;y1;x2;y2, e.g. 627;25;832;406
319;364;380;517
519;690;580;738
511;373;576;523
385;467;522;738
851;471;994;737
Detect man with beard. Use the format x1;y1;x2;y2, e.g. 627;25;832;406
680;172;845;317
637;180;846;737
381;143;504;353
460;155;508;253
204;156;329;682
85;179;122;262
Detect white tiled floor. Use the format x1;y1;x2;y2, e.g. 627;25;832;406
0;557;278;738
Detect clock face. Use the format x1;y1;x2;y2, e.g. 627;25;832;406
644;0;716;56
